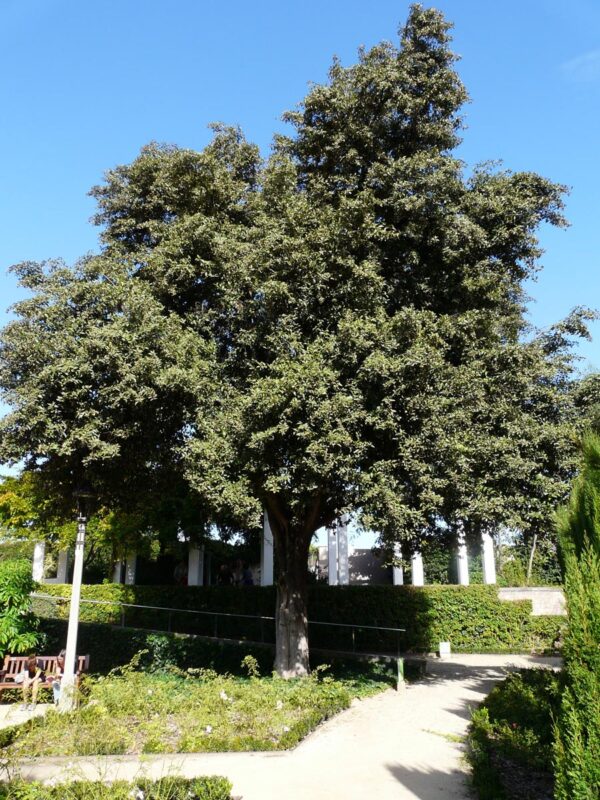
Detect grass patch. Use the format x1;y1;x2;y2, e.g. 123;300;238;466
0;776;232;799
424;729;465;743
468;668;562;799
1;656;391;757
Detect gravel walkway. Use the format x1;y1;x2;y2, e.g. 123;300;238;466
9;654;560;800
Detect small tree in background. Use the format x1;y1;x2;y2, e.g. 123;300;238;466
554;434;600;799
0;559;40;657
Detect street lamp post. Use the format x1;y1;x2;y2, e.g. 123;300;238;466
58;486;93;712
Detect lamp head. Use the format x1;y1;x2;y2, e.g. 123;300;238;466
73;482;95;519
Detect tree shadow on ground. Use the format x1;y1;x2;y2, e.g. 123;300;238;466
418;657;562;722
386;762;470;799
406;659;561;731
421;656;561;684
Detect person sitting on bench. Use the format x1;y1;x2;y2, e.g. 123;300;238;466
21;655;45;709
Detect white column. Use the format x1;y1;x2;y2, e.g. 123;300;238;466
124;553;137;585
481;531;497;584
337;517;349;585
56;550;70;583
327;526;338;585
457;527;470;586
261;509;274;586
188;545;205;586
392;543;404;586
411;551;424;586
112;560;124;583
32;541;46;582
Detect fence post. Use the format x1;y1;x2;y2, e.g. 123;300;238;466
397;657;405;691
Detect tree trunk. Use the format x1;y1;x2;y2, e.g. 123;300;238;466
265;499;315;678
526;532;538;583
274;555;310;678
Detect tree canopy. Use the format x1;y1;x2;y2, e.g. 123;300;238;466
0;5;594;675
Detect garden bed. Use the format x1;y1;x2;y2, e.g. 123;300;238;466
1;658;389;757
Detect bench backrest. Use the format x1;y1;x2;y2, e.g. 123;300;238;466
2;654;89;676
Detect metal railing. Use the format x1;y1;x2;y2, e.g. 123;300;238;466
307;619;406;656
32;592;406;656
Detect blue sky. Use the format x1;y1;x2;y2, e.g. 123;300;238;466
1;0;599;371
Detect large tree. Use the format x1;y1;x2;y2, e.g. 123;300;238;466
0;6;591;675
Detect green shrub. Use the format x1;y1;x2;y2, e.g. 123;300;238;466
496;557;528;588
37;583;565;655
0;559;41;657
468;668;561;799
0;776;232;800
480;669;561;770
496;540;562;587
0;540;34;563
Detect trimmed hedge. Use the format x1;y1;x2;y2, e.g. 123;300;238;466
308;585;565;654
39;618;275;675
35;583;565;654
38;619;407;684
0;777;232;799
32;585;276;642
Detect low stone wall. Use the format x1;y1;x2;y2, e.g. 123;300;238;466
498;587;566;616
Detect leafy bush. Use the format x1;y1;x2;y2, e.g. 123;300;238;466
0;776;232;800
0;540;35;563
496;557;528;589
36;583;565;655
0;559;41;657
496;539;562;588
468;668;561;799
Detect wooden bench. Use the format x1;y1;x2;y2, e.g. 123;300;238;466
0;654;90;698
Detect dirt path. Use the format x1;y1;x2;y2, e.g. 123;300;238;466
12;655;560;800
